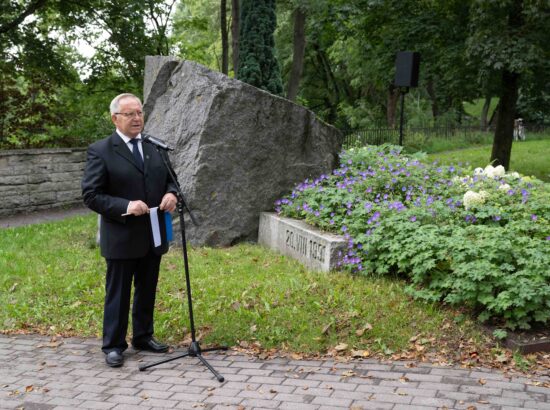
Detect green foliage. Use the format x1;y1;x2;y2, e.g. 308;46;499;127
238;0;283;95
0;0;175;149
277;145;550;330
0;213;486;355
171;0;223;70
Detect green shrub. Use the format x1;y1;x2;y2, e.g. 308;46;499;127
277;145;550;330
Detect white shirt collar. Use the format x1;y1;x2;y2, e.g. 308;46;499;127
116;129;142;144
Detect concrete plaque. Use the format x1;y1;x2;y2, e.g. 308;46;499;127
258;212;346;272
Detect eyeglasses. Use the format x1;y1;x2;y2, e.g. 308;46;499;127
114;111;144;118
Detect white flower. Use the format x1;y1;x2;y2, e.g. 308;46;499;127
483;165;495;177
493;165;505;177
505;171;521;180
474;167;484;176
463;190;489;210
498;183;511;191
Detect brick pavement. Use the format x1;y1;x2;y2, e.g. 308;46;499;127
0;334;548;410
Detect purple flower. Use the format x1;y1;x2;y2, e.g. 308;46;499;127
410;216;417;222
493;215;501;221
546;236;550;241
531;214;538;221
342;225;348;232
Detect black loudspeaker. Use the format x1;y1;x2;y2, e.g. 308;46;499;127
394;51;420;87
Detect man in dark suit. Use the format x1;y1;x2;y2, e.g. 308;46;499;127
82;93;178;367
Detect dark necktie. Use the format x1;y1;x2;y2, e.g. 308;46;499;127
129;139;143;171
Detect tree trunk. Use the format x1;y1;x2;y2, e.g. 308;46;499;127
488;101;499;128
386;85;399;129
491;70;519;169
313;43;339;124
287;8;306;101
425;79;439;119
231;0;240;76
490;0;523;170
221;0;229;74
481;96;491;130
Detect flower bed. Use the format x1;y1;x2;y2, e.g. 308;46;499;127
276;145;550;330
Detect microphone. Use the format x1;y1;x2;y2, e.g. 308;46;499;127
143;134;174;151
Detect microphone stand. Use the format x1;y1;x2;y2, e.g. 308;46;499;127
138;143;227;382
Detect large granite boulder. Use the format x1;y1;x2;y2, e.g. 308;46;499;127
143;57;342;246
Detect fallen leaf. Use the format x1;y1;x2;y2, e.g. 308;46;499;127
342;370;356;377
478;378;486;385
25;385;33;392
351;349;366;358
334;343;348;352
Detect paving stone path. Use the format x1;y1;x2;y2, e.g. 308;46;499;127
0;334;548;410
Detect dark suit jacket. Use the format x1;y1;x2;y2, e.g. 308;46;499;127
82;132;178;259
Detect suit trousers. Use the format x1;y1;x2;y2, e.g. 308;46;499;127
102;252;161;353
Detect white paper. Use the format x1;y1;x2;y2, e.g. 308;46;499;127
149;207;161;247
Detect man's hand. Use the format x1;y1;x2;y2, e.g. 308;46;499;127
159;193;177;213
127;200;149;216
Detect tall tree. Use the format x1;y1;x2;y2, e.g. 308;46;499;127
286;7;306;101
231;0;240;75
0;0;176;147
467;0;550;169
238;0;283;95
220;0;229;74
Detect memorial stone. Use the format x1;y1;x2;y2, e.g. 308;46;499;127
258;212;346;272
143;57;342;246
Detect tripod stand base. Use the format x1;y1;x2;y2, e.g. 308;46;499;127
138;342;228;382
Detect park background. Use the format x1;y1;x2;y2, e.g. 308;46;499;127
1;0;549;375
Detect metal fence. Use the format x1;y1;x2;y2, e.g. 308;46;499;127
342;123;549;149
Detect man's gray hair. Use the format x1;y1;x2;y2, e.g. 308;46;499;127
110;93;142;114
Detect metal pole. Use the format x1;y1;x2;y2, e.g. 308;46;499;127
399;89;406;146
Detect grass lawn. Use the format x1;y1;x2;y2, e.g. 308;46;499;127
1;213;496;363
427;138;550;182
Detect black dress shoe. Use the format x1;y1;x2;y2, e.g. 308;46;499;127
132;338;169;353
105;351;124;367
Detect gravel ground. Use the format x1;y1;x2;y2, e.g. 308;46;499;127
0;205;92;228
